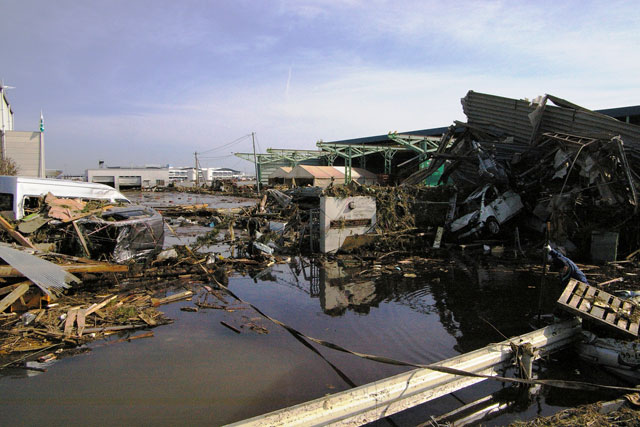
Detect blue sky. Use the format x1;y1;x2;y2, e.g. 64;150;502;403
2;0;639;174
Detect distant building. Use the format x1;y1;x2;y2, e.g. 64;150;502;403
0;84;45;177
168;167;191;184
86;164;170;190
168;166;245;185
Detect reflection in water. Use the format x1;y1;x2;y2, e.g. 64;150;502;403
270;256;557;357
0;251;610;425
319;262;377;316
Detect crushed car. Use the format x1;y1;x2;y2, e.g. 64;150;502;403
448;184;523;239
0;176;164;263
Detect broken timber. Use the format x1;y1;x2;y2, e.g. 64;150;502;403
0;262;128;278
0;282;30;313
228;318;581;426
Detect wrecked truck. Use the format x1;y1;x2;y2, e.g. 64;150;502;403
449;184;523;238
0;176;164;263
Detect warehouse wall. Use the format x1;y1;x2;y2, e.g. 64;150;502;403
1;131;44;177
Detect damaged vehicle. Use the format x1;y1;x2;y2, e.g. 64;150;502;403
449;184;523;238
73;205;164;263
0;176;164;263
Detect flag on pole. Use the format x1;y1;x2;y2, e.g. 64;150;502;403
39;110;44;132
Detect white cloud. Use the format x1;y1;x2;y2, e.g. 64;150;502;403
9;1;639;174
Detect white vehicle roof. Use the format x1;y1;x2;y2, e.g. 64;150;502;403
0;176;130;219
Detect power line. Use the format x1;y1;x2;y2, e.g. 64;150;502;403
198;134;251;155
198;154;235;160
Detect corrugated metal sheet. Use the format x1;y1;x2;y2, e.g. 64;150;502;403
0;244;80;296
322;127;450;145
462;91;640;148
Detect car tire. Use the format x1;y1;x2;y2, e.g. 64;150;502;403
486;217;500;235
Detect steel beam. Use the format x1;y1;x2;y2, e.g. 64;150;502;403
227;318;581;427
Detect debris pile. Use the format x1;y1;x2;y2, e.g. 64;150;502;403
1;193;164;263
403;91;640;257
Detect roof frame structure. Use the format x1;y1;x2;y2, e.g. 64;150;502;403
235;149;328;183
236;133;449;184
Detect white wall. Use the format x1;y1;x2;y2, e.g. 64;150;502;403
87;168;170;189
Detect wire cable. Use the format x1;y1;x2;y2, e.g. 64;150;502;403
198;134;251;155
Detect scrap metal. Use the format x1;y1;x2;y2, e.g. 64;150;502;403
0;244;80;296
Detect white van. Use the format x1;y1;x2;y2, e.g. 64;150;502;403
449;184;523;239
0;176;130;220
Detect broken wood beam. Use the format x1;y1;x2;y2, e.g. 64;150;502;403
0;215;37;249
82;324;146;334
0;262;128;278
84;295;117;317
72;220;91;258
151;290;193;307
0;282;30;313
0;280;32;296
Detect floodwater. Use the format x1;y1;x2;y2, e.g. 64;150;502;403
125;191;258;209
0;193;621;426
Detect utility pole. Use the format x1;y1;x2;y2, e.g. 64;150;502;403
194;151;199;187
251;132;260;194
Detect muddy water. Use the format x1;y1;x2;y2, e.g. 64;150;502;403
124;191;258;209
0;194;617;425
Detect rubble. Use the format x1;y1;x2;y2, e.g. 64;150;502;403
400;91;640;260
3;90;640;425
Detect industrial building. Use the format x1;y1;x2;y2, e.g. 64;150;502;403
0;84;45;178
86;165;170;190
86;164;245;190
237;93;640;187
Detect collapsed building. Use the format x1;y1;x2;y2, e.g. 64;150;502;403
401;91;640;259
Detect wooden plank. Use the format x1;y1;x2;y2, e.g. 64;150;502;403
72;221;91;258
0;282;30;312
605;295;622;324
85;295;117;316
63;263;128;273
567;280;585;307
0;282;26;296
0;215;36;249
589;291;606;320
557;280;577;307
151;290;193;307
577;285;597;312
0;263;128;278
616;300;632;331
76;309;86;337
64;308;78;337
